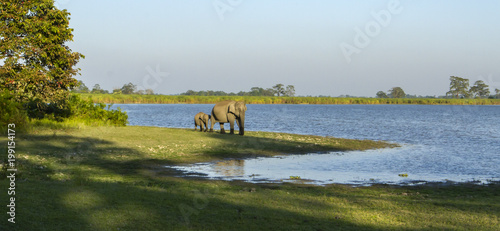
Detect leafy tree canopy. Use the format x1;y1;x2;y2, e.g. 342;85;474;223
389;87;406;98
376;91;388;98
273;84;285;96
71;80;89;93
446;76;470;99
0;0;84;108
469;80;490;98
120;82;136;94
180;84;295;97
284;85;295;97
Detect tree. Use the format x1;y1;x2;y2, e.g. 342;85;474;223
284;85;295;97
183;90;196;95
145;89;154;95
112;88;122;94
90;84;109;94
273;84;285;96
249;87;275;96
0;0;84;109
72;80;89;93
469;80;490;98
446;76;470;98
91;84;101;93
376;91;388;98
389;87;406;98
121;82;136;94
250;87;261;96
495;88;500;99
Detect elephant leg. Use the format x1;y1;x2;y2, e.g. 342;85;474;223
228;116;235;134
200;123;204;132
236;119;244;135
219;123;225;134
209;117;215;132
229;121;235;134
203;122;207;132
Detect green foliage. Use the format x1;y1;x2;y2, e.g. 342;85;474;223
90;84;108;94
273;83;285;96
112;88;122;94
180;84;294;97
0;0;84;105
71;80;90;93
78;93;500;105
469;80;490;98
376;91;388;98
22;94;127;126
0;90;28;132
249;87;275;96
389;87;406;98
284;85;295;97
447;76;470;99
64;94;128;126
120;82;137;94
446;77;494;99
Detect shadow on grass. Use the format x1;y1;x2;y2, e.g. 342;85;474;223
1;130;496;230
193;130;389;161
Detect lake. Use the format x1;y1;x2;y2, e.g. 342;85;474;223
111;104;500;185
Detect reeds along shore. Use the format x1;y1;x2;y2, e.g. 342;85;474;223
78;93;500;105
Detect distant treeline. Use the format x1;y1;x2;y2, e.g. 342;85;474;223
181;84;296;97
78;93;500;105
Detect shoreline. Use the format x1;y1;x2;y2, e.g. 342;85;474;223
2;125;499;230
77;93;500;105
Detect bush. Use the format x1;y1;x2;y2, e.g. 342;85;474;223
65;94;128;126
0;90;29;133
25;94;128;127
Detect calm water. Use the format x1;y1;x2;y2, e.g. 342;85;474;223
111;104;500;185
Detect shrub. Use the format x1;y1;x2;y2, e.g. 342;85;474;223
0;90;29;133
65;94;128;126
25;94;128;127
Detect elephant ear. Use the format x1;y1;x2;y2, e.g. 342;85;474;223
228;102;236;114
235;101;247;112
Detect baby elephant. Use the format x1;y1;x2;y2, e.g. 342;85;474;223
194;112;211;132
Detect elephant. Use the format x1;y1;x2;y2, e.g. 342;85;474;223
194;112;211;132
210;100;247;135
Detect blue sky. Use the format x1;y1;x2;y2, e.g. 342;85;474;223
58;0;500;96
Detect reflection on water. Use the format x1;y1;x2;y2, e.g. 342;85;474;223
171;147;500;186
213;159;245;177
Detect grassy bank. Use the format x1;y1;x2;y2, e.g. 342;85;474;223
1;126;499;230
78;93;500;105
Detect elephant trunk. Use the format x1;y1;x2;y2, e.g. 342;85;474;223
238;113;245;136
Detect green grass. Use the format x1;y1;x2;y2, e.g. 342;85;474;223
1;125;499;230
78;93;500;105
